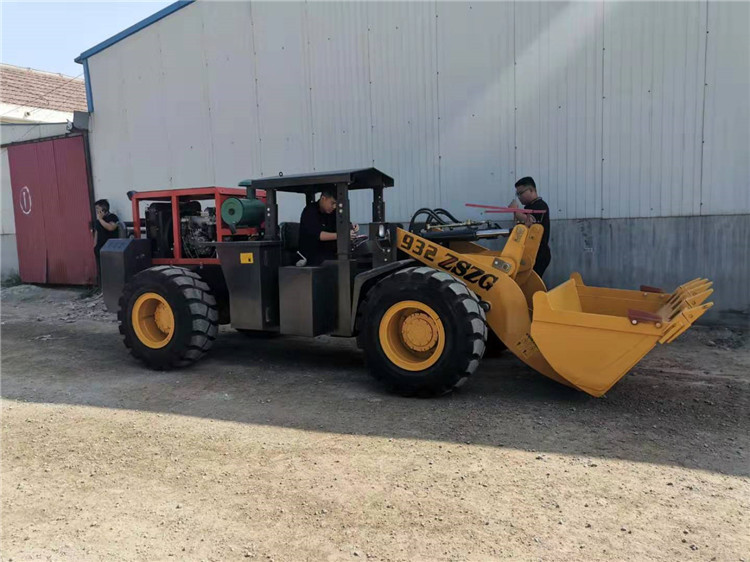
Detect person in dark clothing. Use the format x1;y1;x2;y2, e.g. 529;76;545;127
93;199;119;283
298;190;359;266
509;176;551;277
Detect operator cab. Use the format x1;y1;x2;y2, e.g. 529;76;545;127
211;168;400;337
239;168;397;270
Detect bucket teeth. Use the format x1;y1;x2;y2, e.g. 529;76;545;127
661;279;713;321
660;302;713;344
685;288;714;307
666;278;711;304
657;277;714;344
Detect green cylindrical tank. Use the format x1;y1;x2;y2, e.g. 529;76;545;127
221;196;265;227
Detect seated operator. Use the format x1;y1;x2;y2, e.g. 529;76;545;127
298;189;359;266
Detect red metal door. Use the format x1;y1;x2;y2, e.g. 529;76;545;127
7;142;47;283
8;136;96;285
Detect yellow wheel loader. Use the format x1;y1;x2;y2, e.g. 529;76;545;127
102;168;712;398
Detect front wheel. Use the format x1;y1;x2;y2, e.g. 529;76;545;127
118;266;218;369
358;267;487;396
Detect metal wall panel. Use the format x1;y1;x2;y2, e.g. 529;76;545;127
436;2;515;219
304;1;373;222
248;1;315;221
85;0;748;223
602;1;706;218
115;26;173;191
367;1;441;222
199;1;262;188
701;1;750;216
152;4;216;188
515;1;603;220
92;4;217;196
88;50;135;215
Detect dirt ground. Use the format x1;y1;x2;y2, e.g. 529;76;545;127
1;285;748;562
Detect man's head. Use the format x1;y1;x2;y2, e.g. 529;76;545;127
95;199;110;214
514;177;537;205
318;190;337;214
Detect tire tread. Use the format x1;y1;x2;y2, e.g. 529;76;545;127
117;266;218;369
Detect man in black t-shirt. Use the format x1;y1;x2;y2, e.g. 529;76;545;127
93;198;119;284
509;176;551;277
298;190;359;266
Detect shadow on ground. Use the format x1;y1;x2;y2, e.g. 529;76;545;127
2;315;748;477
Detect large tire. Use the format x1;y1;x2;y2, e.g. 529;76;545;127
118;266;218;369
358;266;487;397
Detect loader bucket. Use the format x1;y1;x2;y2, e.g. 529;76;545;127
530;274;714;396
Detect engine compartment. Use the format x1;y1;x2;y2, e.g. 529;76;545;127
145;201;218;259
130;187;265;263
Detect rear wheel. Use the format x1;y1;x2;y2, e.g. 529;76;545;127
359;267;487;396
118;266;218;369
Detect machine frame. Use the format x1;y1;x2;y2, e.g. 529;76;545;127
238;168;396;335
129;186;262;266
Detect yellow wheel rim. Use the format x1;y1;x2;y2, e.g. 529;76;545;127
379;300;445;371
131;292;175;349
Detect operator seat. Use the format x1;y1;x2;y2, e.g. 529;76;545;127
279;222;301;266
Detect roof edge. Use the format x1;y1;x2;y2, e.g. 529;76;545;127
74;0;195;64
1;63;85;81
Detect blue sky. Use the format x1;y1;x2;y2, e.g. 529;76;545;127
2;1;172;77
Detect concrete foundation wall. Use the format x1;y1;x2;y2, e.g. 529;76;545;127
542;215;750;326
1;234;19;278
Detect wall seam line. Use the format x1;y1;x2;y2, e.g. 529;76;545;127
698;0;710;216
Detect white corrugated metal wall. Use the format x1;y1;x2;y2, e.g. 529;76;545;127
514;1;604;220
702;0;750;216
85;0;749;225
602;1;706;218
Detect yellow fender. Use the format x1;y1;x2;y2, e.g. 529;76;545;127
397;227;569;387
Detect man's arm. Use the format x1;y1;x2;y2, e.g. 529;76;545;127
96;209;119;232
320;228;358;241
98;217;119;232
524;201;547;228
508;199;526;223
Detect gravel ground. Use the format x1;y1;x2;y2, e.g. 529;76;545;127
1;285;748;561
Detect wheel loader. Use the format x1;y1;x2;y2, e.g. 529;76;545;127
101;168;713;397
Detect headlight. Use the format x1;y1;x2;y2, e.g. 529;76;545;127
377;224;386;238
